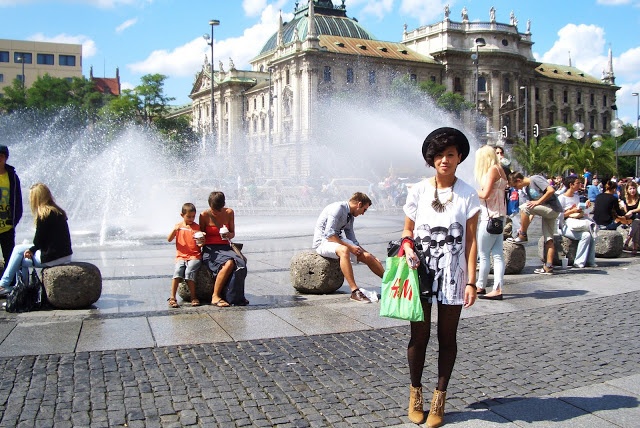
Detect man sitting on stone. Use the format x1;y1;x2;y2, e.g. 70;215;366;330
312;192;384;303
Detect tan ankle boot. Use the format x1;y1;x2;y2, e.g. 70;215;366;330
426;389;446;428
408;385;424;423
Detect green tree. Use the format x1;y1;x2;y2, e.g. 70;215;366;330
512;136;558;174
136;74;174;124
0;79;27;112
99;89;141;124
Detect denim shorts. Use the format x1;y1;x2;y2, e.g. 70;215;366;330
173;259;202;281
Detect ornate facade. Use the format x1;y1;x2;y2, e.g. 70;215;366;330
189;1;619;178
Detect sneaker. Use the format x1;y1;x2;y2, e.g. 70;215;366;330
533;265;554;275
572;263;585;269
350;289;371;303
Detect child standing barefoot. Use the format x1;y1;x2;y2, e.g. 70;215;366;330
167;203;204;308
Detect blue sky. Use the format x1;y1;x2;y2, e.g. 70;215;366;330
1;0;640;125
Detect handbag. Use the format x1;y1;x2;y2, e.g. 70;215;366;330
484;200;503;234
379;254;424;322
486;217;504;234
5;269;47;313
229;242;247;263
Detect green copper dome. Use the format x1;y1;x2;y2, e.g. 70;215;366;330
259;0;374;55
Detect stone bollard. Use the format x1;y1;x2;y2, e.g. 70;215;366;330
42;262;102;309
290;251;344;294
595;230;623;258
502;240;526;274
177;265;214;302
538;235;579;266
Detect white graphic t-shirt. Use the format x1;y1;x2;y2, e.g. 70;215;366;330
404;178;480;305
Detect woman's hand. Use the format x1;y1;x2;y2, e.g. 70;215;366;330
24;250;32;260
463;285;477;308
404;247;420;269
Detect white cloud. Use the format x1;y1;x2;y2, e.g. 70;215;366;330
73;0;152;8
243;0;267;16
535;24;607;76
115;18;138;34
29;32;98;58
362;0;394;20
399;0;447;25
596;0;631;5
0;0;151;7
243;0;288;17
128;4;290;77
534;23;640;126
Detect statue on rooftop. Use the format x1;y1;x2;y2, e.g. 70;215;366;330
444;4;450;19
461;7;468;21
490;6;496;22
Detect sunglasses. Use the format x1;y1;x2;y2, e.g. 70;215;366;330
429;240;446;248
445;235;463;244
496;151;504;155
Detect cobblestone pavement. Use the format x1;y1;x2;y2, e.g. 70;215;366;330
0;290;638;428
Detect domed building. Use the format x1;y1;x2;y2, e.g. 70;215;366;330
189;1;619;180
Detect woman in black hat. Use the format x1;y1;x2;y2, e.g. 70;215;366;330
400;127;480;427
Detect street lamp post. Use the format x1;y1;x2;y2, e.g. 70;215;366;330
520;86;528;146
17;55;25;90
203;19;220;137
471;38;486;114
633;92;639;138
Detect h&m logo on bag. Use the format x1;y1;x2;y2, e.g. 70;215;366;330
391;277;413;300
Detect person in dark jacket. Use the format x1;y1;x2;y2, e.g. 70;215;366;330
0;145;23;265
0;183;72;296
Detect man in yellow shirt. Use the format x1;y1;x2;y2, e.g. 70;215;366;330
0;146;23;267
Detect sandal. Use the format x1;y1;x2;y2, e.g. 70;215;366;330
167;297;179;308
211;299;230;307
191;299;201;307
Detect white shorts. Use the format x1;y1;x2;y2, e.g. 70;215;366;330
315;238;357;263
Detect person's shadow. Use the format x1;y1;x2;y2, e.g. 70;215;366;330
454;394;638;424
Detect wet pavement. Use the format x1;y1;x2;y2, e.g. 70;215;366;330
0;212;638;427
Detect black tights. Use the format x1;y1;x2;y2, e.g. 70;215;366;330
408;301;462;391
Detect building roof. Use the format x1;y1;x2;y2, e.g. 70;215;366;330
92;77;120;96
534;63;604;85
259;1;374;55
617;138;640;157
319;35;437;63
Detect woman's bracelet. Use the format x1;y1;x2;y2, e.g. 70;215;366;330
401;236;414;249
466;283;476;287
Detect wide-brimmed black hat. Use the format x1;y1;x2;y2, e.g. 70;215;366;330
421;127;470;163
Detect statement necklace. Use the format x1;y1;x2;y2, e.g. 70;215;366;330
432;177;457;213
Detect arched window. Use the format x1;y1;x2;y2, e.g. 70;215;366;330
478;76;487;92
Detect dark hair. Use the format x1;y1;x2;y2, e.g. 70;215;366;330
422;127;470;167
349;192;372;206
181;202;196;215
208;191;226;210
563;176;579;188
508;171;525;185
0;145;9;158
605;180;617;192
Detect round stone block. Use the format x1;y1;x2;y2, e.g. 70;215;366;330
177;266;214;302
503;216;514;241
290;251;344;294
503;240;526;274
595;230;623;258
42;262;102;309
538;235;579;266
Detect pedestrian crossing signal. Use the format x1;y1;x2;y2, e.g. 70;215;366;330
501;126;507;138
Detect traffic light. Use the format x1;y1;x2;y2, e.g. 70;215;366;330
501;126;507;139
533;123;539;138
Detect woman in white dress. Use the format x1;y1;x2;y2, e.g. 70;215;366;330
400;127;480;428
